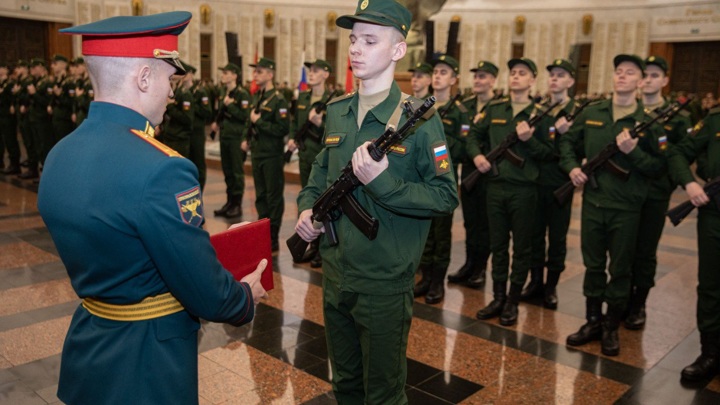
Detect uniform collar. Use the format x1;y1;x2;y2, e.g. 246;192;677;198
87;101;154;134
342;81;401;125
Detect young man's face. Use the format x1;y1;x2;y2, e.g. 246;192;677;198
547;67;574;94
51;61;66;76
432;63;457;92
472;71;496;95
307;66;329;87
348;22;403;81
220;70;237;86
508;64;535;92
410;71;431;94
253;66;274;87
613;61;643;95
641;65;668;96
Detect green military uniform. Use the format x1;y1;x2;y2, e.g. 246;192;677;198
245;67;290;248
669;107;720;381
291;87;332;187
0;71;20;173
162;84;194;157
50;56;75;141
14;68;33;174
218;77;251;216
28;60;55;167
73;66;93;127
190;81;212;189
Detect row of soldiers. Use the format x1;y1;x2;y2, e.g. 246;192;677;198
0;56;93;179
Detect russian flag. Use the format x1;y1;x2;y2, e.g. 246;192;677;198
434;144;448;161
298;54;308;92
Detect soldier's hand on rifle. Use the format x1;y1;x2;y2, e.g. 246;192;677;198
555;116;572;134
250;110;260;123
352;141;388;184
27;84;36;95
296;209;324;242
308;109;323;127
569;167;588;186
473;112;483;124
686;182;710;207
516;121;535;141
71;113;76;123
47;105;53;115
210;122;219;133
223;94;233;106
53;85;61;96
287;139;297;152
241;140;249;152
76;87;84;97
473;154;491;173
616;129;638;154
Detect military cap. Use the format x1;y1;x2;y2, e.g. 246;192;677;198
181;60;197;74
250;57;276;71
53;54;68;63
470;61;499;77
432;54;460;74
59;11;191;74
304;59;332;73
71;57;85;65
30;58;46;67
218;63;241;75
645;55;668;74
409;62;432;75
546;58;575;78
508;58;537;76
15;60;29;68
613;54;645;72
336;0;412;38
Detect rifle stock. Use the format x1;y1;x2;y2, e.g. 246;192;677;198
247;89;265;145
666;177;720;226
285;92;335;163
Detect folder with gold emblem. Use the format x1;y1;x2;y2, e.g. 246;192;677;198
210;218;274;291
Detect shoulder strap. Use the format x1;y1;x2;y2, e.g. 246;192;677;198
386;92;410;131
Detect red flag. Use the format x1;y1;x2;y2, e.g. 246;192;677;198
345;56;353;94
249;44;259;95
298;50;308;92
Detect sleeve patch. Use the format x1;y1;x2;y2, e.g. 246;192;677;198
658;135;667;151
433;142;451;176
461;124;470;137
176;186;204;227
279;108;288;118
549;126;557;140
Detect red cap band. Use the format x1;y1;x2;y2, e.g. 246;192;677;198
82;34;178;57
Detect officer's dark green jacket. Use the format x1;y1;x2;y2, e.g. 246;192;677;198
467;98;554;185
559;99;666;211
669;107;720;185
163;86;193;141
645;100;691;199
220;85;251;137
538;101;581;187
297;82;459;295
439;98;471;166
291;89;332;161
245;88;290;158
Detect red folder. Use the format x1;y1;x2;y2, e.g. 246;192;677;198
210;218;274;291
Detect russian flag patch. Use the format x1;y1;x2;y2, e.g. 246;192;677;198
658;135;667;151
433;143;451;175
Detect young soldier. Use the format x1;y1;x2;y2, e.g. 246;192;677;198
26;58;54;177
294;1;458;401
0;62;20;174
49;55;74;141
287;59;333;267
471;58;553;326
414;54;469;304
669;106;720;381
561;55;665;356
12;60;32;174
211;63;251;218
450;60;498;288
161;71;194;158
184;62;212;190
71;57;93;127
408;61;432;99
525;59;579;309
627;56;691;329
243;57;290;251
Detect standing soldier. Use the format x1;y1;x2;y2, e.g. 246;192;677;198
668;106;720;381
286;59;333;267
71;57;93;127
211;63;251;219
183;62;212;190
1;62;20;174
471;58;553;326
408;62;432;100
243;57;290;251
561;55;665;356
626;56;691;329
26;58;54;178
414;54;469;304
161;70;194;158
450;60;498;288
49;55;75;142
12;61;32;175
525;59;579;309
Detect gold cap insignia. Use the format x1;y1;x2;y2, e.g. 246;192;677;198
648;56;655;62
555;59;562;64
360;0;369;11
479;62;484;67
440;55;446;60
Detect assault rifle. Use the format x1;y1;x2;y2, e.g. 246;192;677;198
666;177;720;226
462;100;560;191
286;96;437;262
284;92;335;163
553;99;690;205
438;93;463;119
246;89;266;145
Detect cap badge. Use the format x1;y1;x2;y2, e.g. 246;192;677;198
479;62;484;67
649;56;655;62
360;0;369;11
555;59;561;64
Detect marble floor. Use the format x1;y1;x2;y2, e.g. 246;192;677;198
1;158;719;404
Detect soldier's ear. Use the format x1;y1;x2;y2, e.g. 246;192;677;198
137;65;152;93
392;40;407;63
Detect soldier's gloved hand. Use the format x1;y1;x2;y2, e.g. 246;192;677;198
308;109;323;127
685;182;710;207
555;116;572;134
616;129;638;154
474;154;491;173
352;141;388;185
569;167;588;186
240;258;269;305
296;209;324;242
516;121;535;141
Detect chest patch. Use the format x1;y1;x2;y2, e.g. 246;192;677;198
325;135;341;145
389;144;407;155
176;186;204;227
433;142;451;176
279;108;288;118
586;120;604;127
491;119;507;125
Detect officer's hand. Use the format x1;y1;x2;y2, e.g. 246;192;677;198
474;154;491;173
241;258;268;305
686;182;710;207
296;209;324;242
12;84;20;94
516;121;535;141
241;140;249;152
250;110;260;123
616;129;638;154
287;139;297;152
210;122;219;133
19;106;26;114
223;95;233;106
53;85;61;96
569;167;588;186
352;141;388;185
308;109;323;127
555;116;572;135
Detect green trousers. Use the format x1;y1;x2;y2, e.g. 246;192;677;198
30;118;54;165
189;124;207;189
580;202;640;309
460;165;491;263
219;135;245;198
487;181;537;286
631;197;670;290
0;116;19;166
251;155;284;242
531;185;573;273
323;278;412;405
697;206;720;333
18;115;35;167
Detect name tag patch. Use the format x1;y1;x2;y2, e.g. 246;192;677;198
389;144;407;155
491;119;507;125
325;136;341;145
433;142;451;175
176;186;203;227
586;120;604;127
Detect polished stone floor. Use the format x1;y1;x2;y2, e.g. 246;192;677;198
1;156;719;404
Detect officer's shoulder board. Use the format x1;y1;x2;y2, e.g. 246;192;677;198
327;92;355;106
129;129;182;157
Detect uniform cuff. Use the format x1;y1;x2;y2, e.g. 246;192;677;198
365;169;396;198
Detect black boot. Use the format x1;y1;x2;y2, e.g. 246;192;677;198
624;287;649;330
224;196;243;218
567;297;603;346
425;266;447;305
297;239;319;263
681;332;720;381
414;265;431;297
601;306;622;356
447;258;474;284
499;283;523;326
477;281;507;320
544;271;561;310
521;266;545;300
465;258;487;289
213;194;233;217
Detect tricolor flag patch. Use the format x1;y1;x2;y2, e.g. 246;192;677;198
241;100;249;108
461;124;470;137
182;101;191;111
549;126;557;141
658;135;667;151
279;108;288;119
201;96;209;105
433;143;451;175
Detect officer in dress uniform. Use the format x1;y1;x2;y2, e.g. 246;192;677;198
23;58;53;178
37;12;267;404
12;61;33;174
295;0;458;401
450;60;498;288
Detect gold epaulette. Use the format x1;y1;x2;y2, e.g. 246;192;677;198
130;129;182;157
